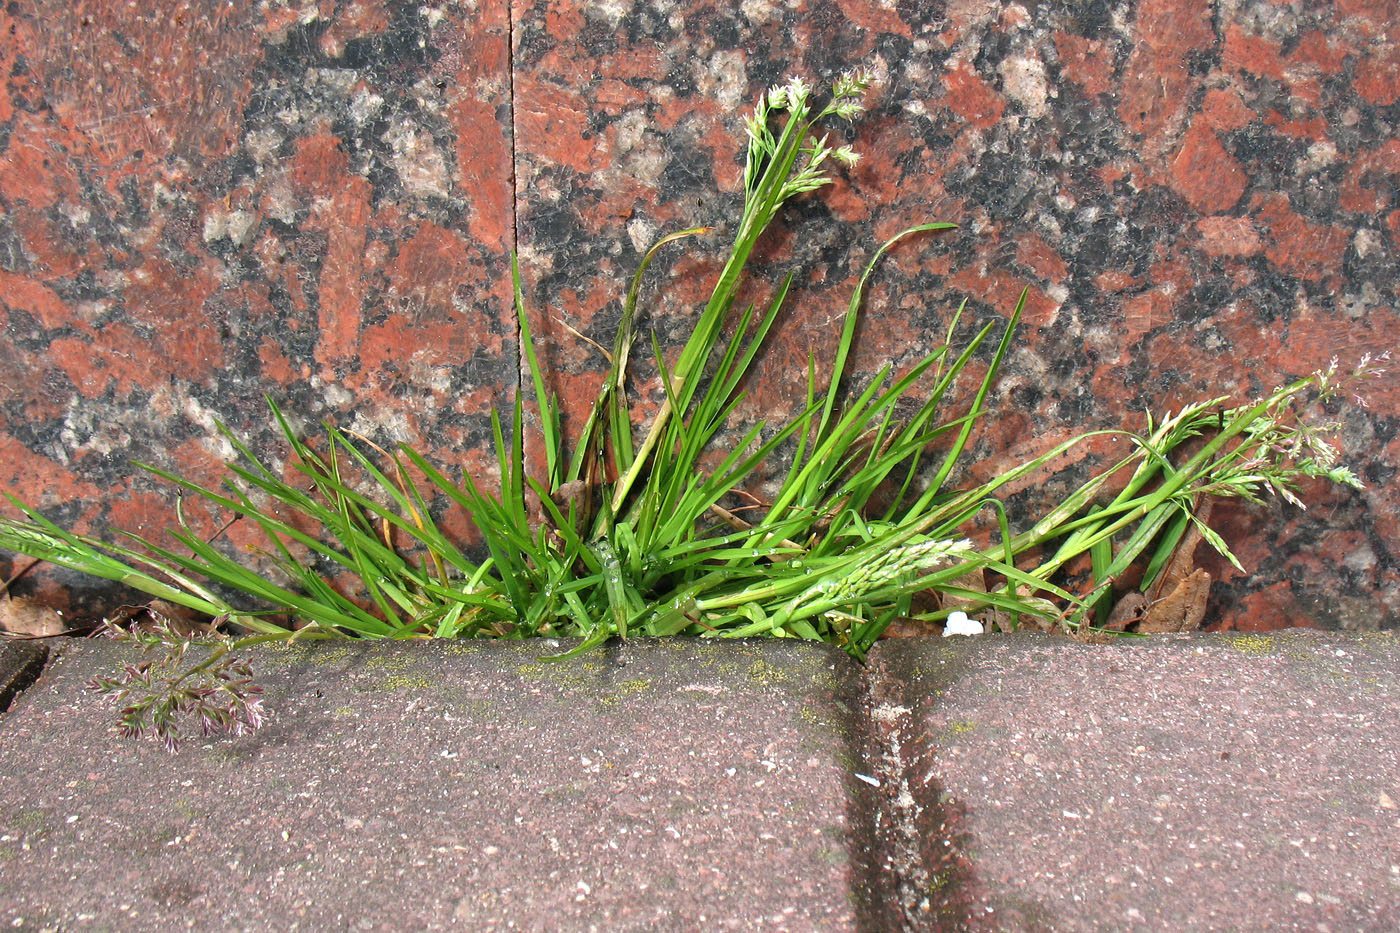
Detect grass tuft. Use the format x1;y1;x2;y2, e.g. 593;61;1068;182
0;73;1375;746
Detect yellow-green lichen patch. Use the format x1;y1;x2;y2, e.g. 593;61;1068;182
1284;644;1322;663
257;641;315;668
10;808;48;830
332;706;357;717
796;702;851;736
305;645;354;665
927;868;955;893
514;658;605;691
374;673;438;691
171;797;202;822
451;697;496;716
692;651;721;669
597;677;654;707
202;744;248;765
1227;634;1277;656
745;659;790;686
946;720;978;736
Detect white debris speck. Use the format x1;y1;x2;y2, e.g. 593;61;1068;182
870;703;911;723
943;611;985;637
627;217;656;254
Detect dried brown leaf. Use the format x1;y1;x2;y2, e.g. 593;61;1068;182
106;601;215;639
1105;498;1216;635
0;597;70;637
880;617;943;639
1147;498;1213;603
1105;592;1147;630
1137;568;1211;634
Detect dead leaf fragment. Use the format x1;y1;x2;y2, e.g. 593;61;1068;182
880;617;942;639
1106;498;1216;635
1105;592;1148;631
940;568;1010;631
1066;626;1119;644
0;597;70;637
1137;568;1211;634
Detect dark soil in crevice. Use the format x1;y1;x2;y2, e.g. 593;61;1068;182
0;641;51;715
859;643;992;931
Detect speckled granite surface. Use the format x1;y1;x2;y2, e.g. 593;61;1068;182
2;1;1396;629
0;1;517;607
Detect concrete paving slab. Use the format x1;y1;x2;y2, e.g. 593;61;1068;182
867;631;1400;930
0;638;879;931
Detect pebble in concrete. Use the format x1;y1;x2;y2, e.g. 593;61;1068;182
0;638;879;931
868;631;1400;930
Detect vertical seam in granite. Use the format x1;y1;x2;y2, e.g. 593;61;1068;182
505;0;524;415
858;651;928;927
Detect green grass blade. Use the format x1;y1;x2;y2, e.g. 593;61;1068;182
817;222;956;440
514;252;560;489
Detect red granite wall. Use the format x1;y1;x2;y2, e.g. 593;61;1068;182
2;0;1396;631
0;0;517;611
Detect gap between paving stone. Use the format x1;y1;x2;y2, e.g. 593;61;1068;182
0;642;48;715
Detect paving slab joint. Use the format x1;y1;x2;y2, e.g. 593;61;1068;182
840;648;914;932
858;643;979;929
0;641;51;716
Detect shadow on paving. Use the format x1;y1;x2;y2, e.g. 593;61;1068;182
0;642;47;715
